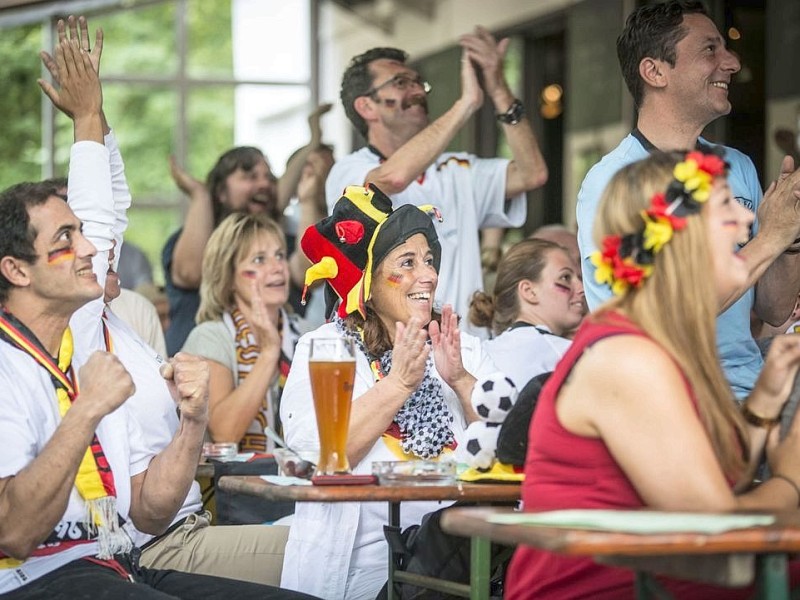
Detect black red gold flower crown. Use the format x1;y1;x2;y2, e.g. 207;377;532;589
591;150;727;296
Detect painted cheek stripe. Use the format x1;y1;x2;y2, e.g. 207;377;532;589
242;270;257;279
47;248;75;265
387;272;402;287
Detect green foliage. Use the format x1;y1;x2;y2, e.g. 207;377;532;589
187;86;235;179
94;2;178;76
187;0;234;77
0;24;43;189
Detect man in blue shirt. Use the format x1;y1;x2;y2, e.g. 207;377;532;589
577;0;800;397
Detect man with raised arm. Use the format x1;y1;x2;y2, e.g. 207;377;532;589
36;16;303;591
576;0;800;397
0;28;307;600
326;28;548;337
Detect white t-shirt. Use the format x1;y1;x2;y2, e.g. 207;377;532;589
484;324;571;390
326;147;526;339
0;342;152;593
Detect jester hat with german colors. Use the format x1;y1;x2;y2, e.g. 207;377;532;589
301;184;441;318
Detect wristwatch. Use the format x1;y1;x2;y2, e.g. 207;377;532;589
496;99;525;125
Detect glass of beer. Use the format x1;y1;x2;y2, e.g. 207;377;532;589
309;338;356;476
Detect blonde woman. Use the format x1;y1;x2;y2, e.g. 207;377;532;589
507;151;800;599
469;238;585;389
183;213;309;451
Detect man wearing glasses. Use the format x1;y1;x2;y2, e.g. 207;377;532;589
325;27;548;337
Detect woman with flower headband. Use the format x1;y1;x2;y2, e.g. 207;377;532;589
506;150;800;599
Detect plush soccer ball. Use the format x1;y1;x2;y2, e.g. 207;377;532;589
471;372;518;423
464;421;502;470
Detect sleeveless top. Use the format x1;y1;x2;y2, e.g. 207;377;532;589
505;313;781;600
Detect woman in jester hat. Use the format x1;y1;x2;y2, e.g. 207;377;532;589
279;184;496;599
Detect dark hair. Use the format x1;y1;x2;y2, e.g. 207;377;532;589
41;176;68;192
0;181;64;301
469;238;563;335
617;0;708;108
340;47;408;138
205;146;275;224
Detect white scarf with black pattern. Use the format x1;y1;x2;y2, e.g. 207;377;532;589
333;314;454;458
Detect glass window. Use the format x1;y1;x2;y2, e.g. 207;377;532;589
96;2;178;78
0;0;315;285
0;23;43;187
234;84;312;172
187;0;234;79
187;86;236;177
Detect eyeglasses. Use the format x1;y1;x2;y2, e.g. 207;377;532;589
363;73;432;98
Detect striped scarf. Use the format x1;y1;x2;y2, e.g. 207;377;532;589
225;307;299;452
0;309;131;566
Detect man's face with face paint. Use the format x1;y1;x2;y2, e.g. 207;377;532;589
365;59;430;139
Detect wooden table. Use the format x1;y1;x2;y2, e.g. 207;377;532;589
441;506;800;600
195;461;215;479
217;476;520;599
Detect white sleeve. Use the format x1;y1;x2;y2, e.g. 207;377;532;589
68;141;115;337
471;156;526;228
68;141;114;253
104;130;131;267
280;333;319;453
124;404;154;476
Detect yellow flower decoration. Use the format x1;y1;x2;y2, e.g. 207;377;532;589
642;214;674;252
673;158;713;202
611;277;629;297
590;251;613;286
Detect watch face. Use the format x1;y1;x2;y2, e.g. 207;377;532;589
497;100;524;124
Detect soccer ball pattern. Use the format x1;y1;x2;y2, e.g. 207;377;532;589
464;421;501;470
464;372;518;470
470;372;518;423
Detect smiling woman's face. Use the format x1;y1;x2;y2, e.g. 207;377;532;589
232;230;289;310
369;233;438;335
527;248;585;336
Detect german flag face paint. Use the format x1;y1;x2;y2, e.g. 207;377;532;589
386;272;403;287
47;247;75;265
241;270;258;280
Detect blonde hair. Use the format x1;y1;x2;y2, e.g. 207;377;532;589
196;213;286;323
593;152;748;479
469;239;563;335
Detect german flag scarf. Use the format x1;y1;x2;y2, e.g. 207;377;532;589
224;307;299;452
0;308;131;562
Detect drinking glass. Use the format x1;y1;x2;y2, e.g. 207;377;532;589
308;338;356;475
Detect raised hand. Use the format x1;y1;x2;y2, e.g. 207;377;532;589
248;278;282;356
168;156;207;198
429;304;469;387
308;102;333;145
160;352;210;423
753;334;800;415
456;47;483;114
297;159;325;210
387;317;429;394
40;16;104;85
77;351;135;419
459;26;511;99
758;156;800;250
38;36;102;126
